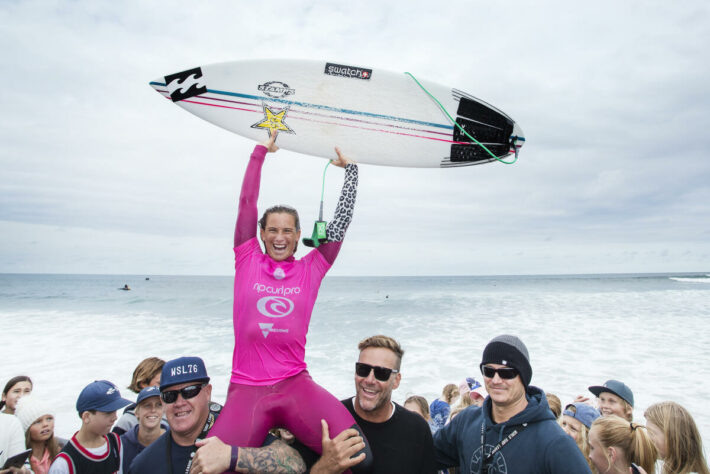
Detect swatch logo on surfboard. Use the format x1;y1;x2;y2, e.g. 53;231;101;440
324;62;372;80
165;67;207;102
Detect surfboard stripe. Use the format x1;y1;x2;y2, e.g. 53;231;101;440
150;81;454;131
157;90;500;147
156;89;455;140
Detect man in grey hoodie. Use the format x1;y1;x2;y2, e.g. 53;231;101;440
434;335;591;473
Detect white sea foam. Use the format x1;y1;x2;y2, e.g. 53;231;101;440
1;273;708;445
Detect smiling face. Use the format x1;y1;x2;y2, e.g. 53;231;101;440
260;212;301;261
163;382;211;446
29;414;54;442
354;347;401;423
481;363;526;410
2;381;32;413
135;397;164;431
598;392;629;419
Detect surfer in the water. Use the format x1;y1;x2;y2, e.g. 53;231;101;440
209;131;372;471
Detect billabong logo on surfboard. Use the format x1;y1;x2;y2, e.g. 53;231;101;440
324;62;372;80
165;67;207;102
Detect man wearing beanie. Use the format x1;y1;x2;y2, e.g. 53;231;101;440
433;335;592;473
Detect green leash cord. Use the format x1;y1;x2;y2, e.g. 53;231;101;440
320;160;330;206
303;160;331;248
404;72;518;165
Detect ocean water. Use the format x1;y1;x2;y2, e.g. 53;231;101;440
1;272;709;444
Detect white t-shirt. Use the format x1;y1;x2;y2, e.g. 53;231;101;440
0;413;26;467
48;438;123;474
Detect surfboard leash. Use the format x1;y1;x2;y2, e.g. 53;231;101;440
303;161;331;248
403;72;518;165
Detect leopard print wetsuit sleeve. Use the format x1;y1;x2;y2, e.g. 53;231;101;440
326;163;358;242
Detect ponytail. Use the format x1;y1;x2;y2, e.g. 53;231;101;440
628;422;658;474
591;416;658;474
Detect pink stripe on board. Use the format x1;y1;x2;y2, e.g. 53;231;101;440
158;89;452;138
159;92;493;146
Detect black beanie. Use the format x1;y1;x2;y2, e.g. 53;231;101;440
480;335;532;387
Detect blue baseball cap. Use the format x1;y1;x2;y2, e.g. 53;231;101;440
160;356;210;391
563;403;601;429
589;379;634;407
136;385;161;405
76;380;132;414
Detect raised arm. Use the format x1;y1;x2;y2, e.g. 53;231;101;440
317;147;358;264
234;133;279;247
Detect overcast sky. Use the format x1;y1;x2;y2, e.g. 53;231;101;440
1;0;709;276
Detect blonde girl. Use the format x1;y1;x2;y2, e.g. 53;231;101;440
588;415;657;474
644;401;709;474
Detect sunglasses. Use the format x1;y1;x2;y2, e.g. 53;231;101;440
160;383;206;404
355;362;399;382
480;364;518;380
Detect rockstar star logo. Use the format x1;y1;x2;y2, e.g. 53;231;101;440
251;103;295;137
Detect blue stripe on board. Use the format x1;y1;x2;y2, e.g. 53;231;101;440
150;82;454;131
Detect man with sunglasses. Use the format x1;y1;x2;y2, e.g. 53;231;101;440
129;356;306;474
433;335;591;473
312;335;436;473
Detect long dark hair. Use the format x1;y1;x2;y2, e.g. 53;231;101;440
1;375;33;411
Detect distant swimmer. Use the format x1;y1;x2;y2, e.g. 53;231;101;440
120;284;131;291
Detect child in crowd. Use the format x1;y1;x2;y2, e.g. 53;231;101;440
559;402;600;471
467;378;487;408
15;395;63;474
49;380;131;474
644;401;710;474
119;386;166;470
546;393;562;419
404;395;435;433
1;376;33;415
588;415;657;474
429;384;458;432
112;357;165;436
585;379;635;421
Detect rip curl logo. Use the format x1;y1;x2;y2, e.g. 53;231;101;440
258;81;296;98
253;283;301;296
258;323;289;338
324;62;372;80
256;296;294;318
165;67;207;102
470;445;507;473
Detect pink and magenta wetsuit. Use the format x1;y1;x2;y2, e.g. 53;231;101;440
209;145;367;463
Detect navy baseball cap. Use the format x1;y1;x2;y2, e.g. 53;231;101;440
563;403;601;429
160;356;210;391
136;385;161;405
588;379;634;407
76;380;132;414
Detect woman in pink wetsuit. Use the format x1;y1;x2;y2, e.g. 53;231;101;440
209;132;372;472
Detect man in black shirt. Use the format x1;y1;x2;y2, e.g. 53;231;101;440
312;335;437;474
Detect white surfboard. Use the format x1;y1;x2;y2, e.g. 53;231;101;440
149;59;524;168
